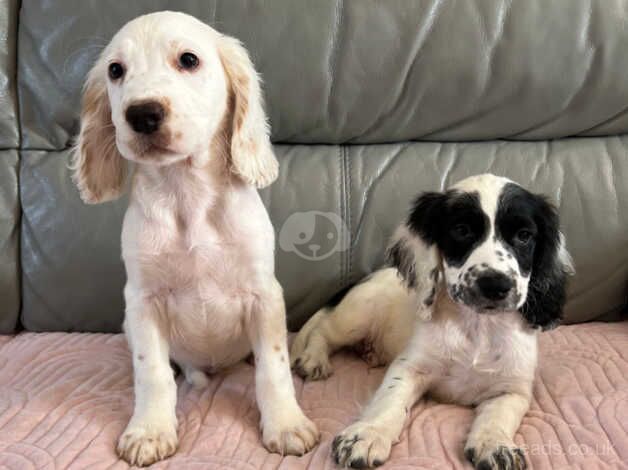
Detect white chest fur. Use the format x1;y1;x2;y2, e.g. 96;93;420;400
412;307;538;406
121;164;275;369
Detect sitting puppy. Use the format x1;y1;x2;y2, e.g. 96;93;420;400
72;11;318;466
291;174;573;469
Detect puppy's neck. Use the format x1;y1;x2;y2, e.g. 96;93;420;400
136;154;213;190
132;142;247;203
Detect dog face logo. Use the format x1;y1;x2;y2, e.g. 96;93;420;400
279;211;350;260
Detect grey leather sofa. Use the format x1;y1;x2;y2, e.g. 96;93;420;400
1;1;627;469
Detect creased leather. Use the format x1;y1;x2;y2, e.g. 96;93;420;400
17;0;628;147
0;0;18;148
0;151;19;333
11;0;628;332
20;139;628;332
0;0;20;333
346;138;628;326
20;147;346;332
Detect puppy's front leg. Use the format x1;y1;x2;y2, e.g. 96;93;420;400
464;392;530;470
117;294;178;467
246;278;319;455
332;356;431;468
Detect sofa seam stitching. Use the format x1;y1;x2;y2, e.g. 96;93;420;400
338;144;345;289
325;0;344;127
14;0;23;333
343;145;350;287
346;145;353;284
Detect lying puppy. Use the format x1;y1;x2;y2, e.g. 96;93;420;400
291;174;573;469
72;11;318;466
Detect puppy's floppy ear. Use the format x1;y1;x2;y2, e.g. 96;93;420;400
387;191;451;319
386;225;420;289
520;196;574;330
386;223;441;321
71;62;126;204
406;191;449;244
218;35;278;189
387;191;449;287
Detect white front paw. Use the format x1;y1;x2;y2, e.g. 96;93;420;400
117;418;178;467
332;421;392;468
261;407;320;456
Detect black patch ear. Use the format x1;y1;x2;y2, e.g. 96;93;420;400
387;191;448;289
520;196;573;330
386;224;441;320
521;268;568;330
386;228;417;288
406;191;449;244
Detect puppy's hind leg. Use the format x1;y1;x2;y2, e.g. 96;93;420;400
290;307;339;380
291;269;403;381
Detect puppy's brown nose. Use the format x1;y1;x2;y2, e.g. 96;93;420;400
125;101;165;134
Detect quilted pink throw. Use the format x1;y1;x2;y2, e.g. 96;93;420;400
0;322;626;469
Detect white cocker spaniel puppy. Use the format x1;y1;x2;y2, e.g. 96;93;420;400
291;174;574;469
72;11;318;466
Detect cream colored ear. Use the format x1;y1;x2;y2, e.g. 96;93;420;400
218;35;278;188
71;64;126;204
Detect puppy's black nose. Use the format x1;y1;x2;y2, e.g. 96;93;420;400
476;272;513;301
125;101;165;134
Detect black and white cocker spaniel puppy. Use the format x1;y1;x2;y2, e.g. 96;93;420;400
72;11;318;467
291;173;574;469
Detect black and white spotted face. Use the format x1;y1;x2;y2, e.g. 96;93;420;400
436;177;537;311
396;174;572;325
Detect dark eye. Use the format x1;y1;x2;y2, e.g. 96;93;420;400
451;223;473;240
515;229;534;244
108;62;125;80
179;52;199;70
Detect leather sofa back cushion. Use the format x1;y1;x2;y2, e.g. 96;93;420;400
0;0;20;333
14;0;628;331
20;140;628;332
18;0;628;148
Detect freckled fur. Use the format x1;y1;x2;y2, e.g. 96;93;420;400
291;174;573;469
72;11;317;466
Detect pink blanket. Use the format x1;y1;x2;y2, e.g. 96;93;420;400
0;322;626;469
